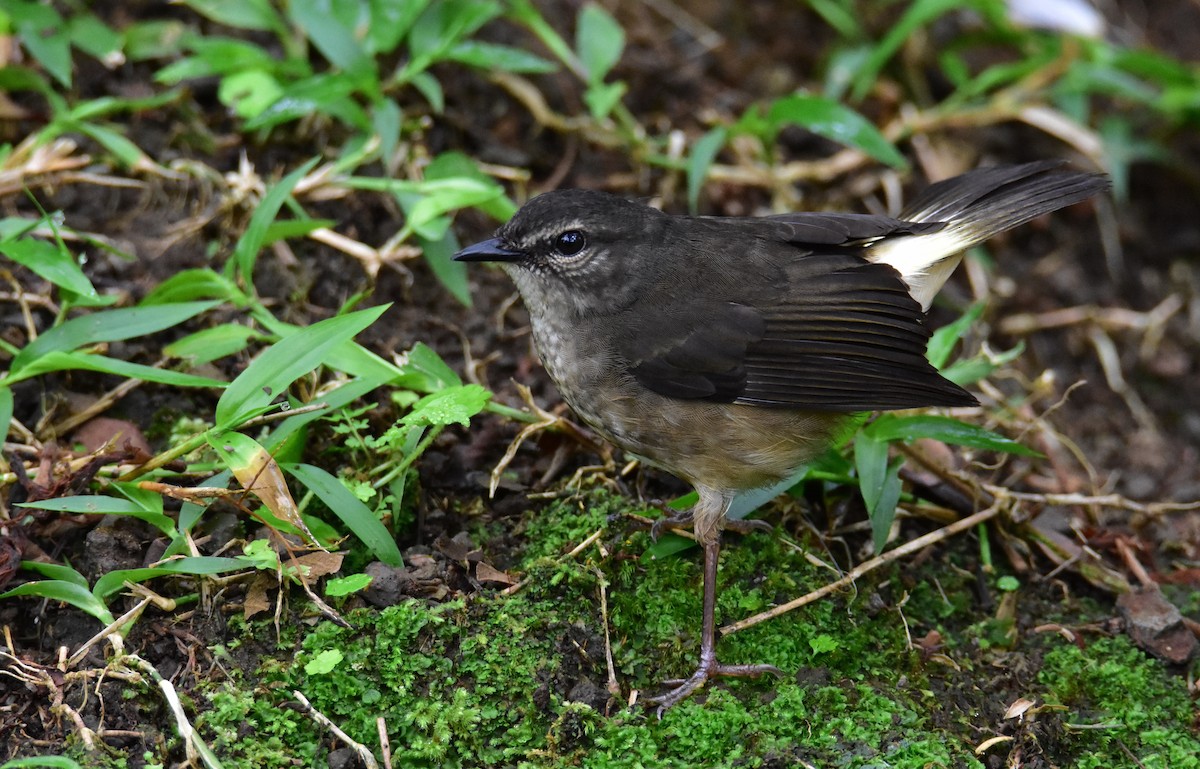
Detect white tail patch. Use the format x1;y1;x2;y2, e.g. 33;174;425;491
865;227;976;311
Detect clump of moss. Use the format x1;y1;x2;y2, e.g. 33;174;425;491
1039;635;1200;768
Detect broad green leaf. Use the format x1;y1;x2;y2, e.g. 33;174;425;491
218;69;284;119
576;2;624;84
0;237;96;298
215;305;388;426
287;463;404;567
304;648;344;675
686;128;727;213
3;350;226;388
0;581;114;625
367;0;432;55
155;38;281;83
291;0;371;73
407;0;501;65
91;556;245;601
18;561;89;589
927;303;984;370
401;384;491;428
19;495;177;538
584;81;627;120
766;95;907;168
228;158;320;286
326;573;372;597
178;0;286;32
10;300;218;373
66;14;123;62
393;343;462;392
424;151;517;221
404;178;508;232
15;8;71;87
865;414;1040;456
854;430;889;514
869;461;902;554
447;41;556;74
166;324;262;365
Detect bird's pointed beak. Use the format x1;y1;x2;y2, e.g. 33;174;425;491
453;237;525;263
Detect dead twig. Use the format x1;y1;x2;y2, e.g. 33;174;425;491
722;502;1004;636
293;690;379;769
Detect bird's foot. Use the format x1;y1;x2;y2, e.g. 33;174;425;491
643;502;771;541
646;659;782;716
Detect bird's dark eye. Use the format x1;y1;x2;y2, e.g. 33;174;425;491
553;230;586;257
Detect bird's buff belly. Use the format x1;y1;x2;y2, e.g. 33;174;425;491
562;380;846;492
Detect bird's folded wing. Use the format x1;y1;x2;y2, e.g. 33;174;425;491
624;251;976;412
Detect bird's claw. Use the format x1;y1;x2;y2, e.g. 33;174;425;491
646;661;783;717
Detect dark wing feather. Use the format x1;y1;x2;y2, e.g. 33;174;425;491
620;221;976;411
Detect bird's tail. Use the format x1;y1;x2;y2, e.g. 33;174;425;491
867;161;1109;310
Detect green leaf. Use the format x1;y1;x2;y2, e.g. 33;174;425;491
19;495;177;539
765;95;907;168
393;342;462;392
419;230;472;307
854;430;889;515
18;560;89;589
3;350;227;388
66;14;123;63
218;69;285;119
0;387;13;442
367;0;432;55
286;463;404;567
401;384;491;428
165;324;263;365
809;633;840;655
10;300;219;374
91;557;246;602
927;303;984;370
229;159;320;286
447;41;556;74
686;128;727;213
851;0;962;101
0;754;84;768
584;81;627;120
15;6;71;87
326;573;373;597
291;0;371;73
576;2;624;84
178;0;287;32
0;237;97;299
0;581;114;625
865;414;1041;457
140;268;249;306
215;305;388;426
74;122;149;169
304;649;344;675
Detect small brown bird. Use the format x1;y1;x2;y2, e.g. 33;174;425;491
455;162;1107;711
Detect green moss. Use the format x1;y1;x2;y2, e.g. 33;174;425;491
1039;636;1200;768
192;490;1198;769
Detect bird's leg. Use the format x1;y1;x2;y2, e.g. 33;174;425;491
645;502;771;542
647;528;782;715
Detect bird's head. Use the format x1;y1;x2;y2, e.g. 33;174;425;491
454;189;668;319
